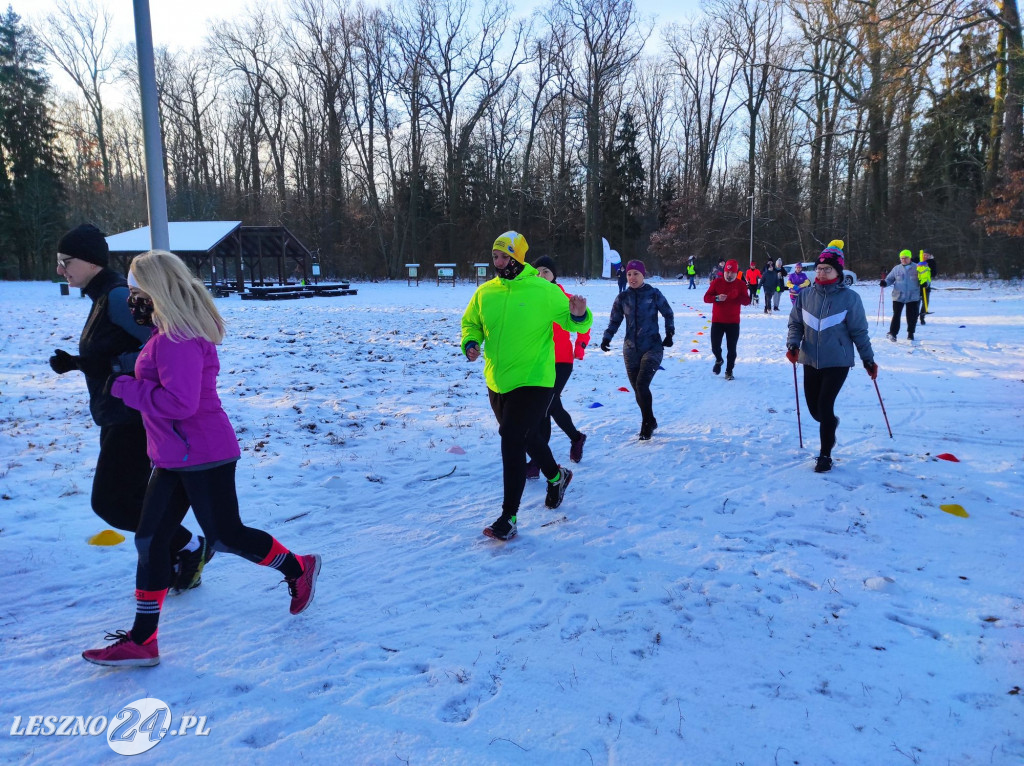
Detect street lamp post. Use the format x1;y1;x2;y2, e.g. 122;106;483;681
748;194;755;267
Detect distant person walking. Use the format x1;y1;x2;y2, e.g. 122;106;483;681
772;258;786;312
916;251;932;325
744;261;762;305
761;260;780;314
49;224;207;593
462;232;593;541
686;257;697;289
83;251;321;667
785;262;811;305
787;245;876;473
703;259;751;380
880;250;921;341
600;260;674;440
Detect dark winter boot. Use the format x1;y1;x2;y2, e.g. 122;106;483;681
814;455;833;473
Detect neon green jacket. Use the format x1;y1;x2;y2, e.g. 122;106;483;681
461;263;594;393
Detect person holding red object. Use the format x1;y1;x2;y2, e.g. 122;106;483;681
703;259;751;380
82;250;321;668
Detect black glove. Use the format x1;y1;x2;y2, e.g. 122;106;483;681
662;334;673;347
879;279;887;287
600;339;611;352
102;373;120;397
49;349;79;374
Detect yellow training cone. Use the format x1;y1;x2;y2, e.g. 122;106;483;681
89;529;126;546
939;504;968;518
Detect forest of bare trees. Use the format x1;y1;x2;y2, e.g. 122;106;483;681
2;0;1023;280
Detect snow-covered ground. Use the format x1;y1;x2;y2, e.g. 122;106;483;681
0;276;1021;764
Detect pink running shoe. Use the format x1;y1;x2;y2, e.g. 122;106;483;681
287;554;322;615
82;630;159;667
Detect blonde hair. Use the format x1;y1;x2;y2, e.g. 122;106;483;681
130;250;225;344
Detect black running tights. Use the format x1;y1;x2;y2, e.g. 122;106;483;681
488;385;557;517
802;365;850;458
134;461;274;591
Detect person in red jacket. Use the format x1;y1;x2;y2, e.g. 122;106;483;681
527;256;589;469
744;261;762;305
703;259;751;380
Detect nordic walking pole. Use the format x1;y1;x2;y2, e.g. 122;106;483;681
792;361;803;448
873;377;893;438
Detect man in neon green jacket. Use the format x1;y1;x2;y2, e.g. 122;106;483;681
462;231;593;541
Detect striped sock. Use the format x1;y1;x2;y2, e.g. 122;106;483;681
130;588;167;645
258;537;302;580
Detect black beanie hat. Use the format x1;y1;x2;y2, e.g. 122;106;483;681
58;224;109;267
532;255;558;281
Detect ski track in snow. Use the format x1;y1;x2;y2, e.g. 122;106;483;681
0;279;1022;764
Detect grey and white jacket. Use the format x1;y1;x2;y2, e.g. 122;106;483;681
882;263;921;303
787;281;874;369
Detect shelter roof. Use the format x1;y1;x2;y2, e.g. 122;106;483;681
106;221;242;254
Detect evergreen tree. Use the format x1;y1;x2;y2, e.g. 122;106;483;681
600;107;645;261
0;6;67;279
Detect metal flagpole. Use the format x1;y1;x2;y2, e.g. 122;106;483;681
132;0;170;251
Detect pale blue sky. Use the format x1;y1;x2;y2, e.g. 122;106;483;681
23;0;705;52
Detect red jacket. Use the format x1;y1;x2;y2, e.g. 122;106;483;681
703;276;752;323
553;283;591;363
745;267;762;286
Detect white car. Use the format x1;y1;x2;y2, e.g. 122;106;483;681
782;262;858;286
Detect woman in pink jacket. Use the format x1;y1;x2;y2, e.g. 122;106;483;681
82;251;321;667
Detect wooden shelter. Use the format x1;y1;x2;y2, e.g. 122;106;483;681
105;222;317;293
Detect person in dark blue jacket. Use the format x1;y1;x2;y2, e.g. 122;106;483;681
600;260;675;440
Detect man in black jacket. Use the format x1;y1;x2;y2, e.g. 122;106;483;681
50;225;208;591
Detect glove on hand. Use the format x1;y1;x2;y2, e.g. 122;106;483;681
864;360;878;380
662;334;673;347
600;339;611;352
879;279;887;287
48;349;78;374
785;346;799;364
574;342;586;360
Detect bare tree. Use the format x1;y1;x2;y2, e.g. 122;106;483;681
40;0;120;190
554;0;648;275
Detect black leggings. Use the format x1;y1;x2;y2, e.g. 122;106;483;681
93;420;191;553
709;323;740;371
488;386;558;517
537;362;581;445
623;347;663;423
802;365;850;457
889;300;919;337
135;461;273;591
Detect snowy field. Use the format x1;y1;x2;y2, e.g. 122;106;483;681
0;276;1021;764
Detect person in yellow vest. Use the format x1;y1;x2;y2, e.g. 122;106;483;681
916;251;932;325
686;257;697;289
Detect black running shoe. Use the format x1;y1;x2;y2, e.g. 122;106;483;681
814;455;833;473
725;370;734;380
173;536;212;593
545;468;573;509
484;515;517;540
569;433;586;463
712;359;722;375
638;421;653;440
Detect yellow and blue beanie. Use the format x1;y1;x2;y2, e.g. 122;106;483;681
492;231;529;264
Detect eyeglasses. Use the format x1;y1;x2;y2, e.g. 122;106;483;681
57;257;76;270
815;265;835;271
